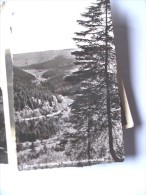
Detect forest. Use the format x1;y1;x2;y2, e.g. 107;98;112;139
14;0;124;170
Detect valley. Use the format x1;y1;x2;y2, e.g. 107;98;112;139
23;69;48;84
13;51;87;169
13;48;123;170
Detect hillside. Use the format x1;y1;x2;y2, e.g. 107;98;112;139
23;55;74;70
13;49;75;67
13;54;79;96
13;66;35;82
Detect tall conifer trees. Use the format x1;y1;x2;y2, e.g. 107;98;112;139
68;0;124;161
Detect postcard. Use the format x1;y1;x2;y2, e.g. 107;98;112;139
10;0;125;170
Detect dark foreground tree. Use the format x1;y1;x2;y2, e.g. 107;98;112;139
66;0;124;162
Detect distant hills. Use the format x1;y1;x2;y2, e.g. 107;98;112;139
13;48;80;96
13;49;75;67
23;55;74;70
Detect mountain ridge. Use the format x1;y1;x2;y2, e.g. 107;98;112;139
13;49;76;67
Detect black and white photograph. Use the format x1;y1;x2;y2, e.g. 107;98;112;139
11;0;124;170
0;88;8;164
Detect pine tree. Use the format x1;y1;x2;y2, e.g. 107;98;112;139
67;0;124;162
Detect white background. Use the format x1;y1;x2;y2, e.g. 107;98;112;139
0;0;146;195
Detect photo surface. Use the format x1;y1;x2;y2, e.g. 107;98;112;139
11;0;124;170
0;88;8;164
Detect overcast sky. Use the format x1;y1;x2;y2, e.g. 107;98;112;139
7;0;93;54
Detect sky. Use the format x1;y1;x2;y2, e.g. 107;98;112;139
6;0;93;54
